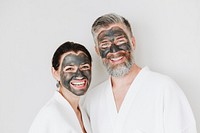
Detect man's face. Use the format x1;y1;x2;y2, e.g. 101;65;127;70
60;52;91;96
96;25;135;77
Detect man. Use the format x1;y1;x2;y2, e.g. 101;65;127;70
81;13;197;133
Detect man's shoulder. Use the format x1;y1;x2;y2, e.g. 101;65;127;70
142;67;174;83
83;79;109;103
142;67;181;93
88;79;109;95
93;79;109;90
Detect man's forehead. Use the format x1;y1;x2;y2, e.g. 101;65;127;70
96;24;127;36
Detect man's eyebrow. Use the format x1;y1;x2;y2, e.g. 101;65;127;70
115;35;126;39
97;30;112;40
113;32;125;36
116;34;125;37
100;39;110;43
98;36;110;42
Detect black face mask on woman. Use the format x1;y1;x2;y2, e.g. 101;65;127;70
60;53;91;96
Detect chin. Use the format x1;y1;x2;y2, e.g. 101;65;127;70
73;89;86;96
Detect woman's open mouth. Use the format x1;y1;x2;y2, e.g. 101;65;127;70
70;79;87;90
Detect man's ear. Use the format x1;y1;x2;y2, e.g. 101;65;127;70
95;46;100;56
131;36;136;50
51;67;60;81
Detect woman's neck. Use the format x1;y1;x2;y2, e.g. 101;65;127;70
59;88;80;112
59;88;86;133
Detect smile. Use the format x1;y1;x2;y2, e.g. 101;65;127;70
71;81;85;86
70;79;87;89
110;56;123;62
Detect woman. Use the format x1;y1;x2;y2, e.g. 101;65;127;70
29;41;92;133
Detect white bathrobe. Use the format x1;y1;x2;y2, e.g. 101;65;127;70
81;67;197;133
29;91;89;133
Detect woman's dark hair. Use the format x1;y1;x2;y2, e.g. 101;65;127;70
52;41;92;70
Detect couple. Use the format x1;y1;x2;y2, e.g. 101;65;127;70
29;13;197;133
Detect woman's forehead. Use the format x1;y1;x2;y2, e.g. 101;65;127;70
60;51;89;64
62;51;87;58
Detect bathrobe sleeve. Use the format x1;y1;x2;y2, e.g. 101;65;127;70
163;79;197;133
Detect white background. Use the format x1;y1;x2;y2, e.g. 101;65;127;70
0;0;199;133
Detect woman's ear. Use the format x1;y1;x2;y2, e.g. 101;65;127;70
51;67;60;81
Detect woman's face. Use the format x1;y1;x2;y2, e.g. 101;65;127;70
59;51;91;96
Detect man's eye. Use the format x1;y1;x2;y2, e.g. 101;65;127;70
116;39;127;45
100;43;110;49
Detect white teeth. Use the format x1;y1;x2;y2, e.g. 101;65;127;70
111;56;123;61
72;82;85;86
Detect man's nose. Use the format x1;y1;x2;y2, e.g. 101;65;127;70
110;43;120;53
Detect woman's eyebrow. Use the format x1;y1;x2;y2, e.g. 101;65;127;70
63;64;75;68
80;62;90;65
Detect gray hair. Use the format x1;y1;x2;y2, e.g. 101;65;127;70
91;13;133;44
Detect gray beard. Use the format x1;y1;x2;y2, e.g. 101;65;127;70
103;52;135;77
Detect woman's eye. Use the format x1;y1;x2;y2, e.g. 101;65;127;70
81;65;90;70
64;67;74;72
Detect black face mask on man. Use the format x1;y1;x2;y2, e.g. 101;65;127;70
97;26;132;58
97;26;135;77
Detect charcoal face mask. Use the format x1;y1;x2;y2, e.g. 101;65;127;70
97;26;131;58
60;53;91;96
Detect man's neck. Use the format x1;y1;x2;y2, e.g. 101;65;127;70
110;64;141;112
111;64;141;89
